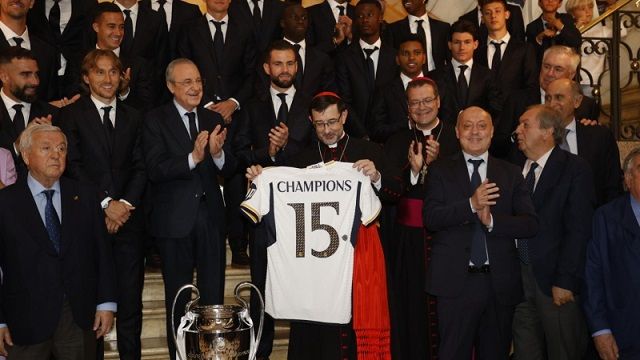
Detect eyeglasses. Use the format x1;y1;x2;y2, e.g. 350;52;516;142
313;119;341;129
171;78;204;88
408;96;437;108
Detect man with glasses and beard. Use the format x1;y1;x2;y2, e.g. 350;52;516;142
0;47;58;177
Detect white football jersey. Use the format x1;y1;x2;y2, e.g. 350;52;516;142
241;162;381;324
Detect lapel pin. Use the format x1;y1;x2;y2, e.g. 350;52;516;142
73;195;79;201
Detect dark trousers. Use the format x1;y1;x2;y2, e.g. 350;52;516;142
512;263;588;360
437;272;514;360
287;322;356;360
7;300;96;360
224;173;248;253
248;225;275;358
156;201;226;360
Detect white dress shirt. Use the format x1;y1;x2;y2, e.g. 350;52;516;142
283;37;306;70
270;85;295;117
359;37;382;77
487;32;510;70
451;58;473;85
564;118;578;155
0;21;31;49
0;88;30;130
327;0;347;22
522;146;553;192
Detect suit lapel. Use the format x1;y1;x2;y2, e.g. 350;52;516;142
166;103;193;152
59;178;80;257
622;196;640;248
375;43;394;87
467;66;482;104
133;8;149;49
0;101;15;140
453;153;473;196
321;1;336;25
197;17;219;69
575;123;588;157
82;97;112;157
113;102;129;165
532;147;564;206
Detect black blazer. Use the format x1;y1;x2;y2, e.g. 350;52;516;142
57;96;146;209
178;15;256;106
143;102;237;238
306;1;355;55
475;39;538;94
459;4;525;47
336;40;397;138
428;62;502;125
0;100;59;175
0;34;59;101
368;76;407;143
234;88;312;168
525;13;582;63
423;152;538;305
385;16;450;71
119;5;168;71
0;177;116;345
520;147;595;296
229;0;284;54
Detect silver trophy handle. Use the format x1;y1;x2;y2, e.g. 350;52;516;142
234;281;265;360
171;284;201;360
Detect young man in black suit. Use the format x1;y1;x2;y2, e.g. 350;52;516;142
306;0;354;56
177;0;256;124
369;35;428;143
0;0;59;101
428;20;502;125
143;59;237;360
336;0;397;139
386;0;450;71
423;106;538;360
512;104;594;360
0;47;59;178
57;49;146;360
139;0;201;60
229;0;284;54
27;0;96;98
525;0;581;63
475;0;537;95
459;0;526;46
0;124;116;358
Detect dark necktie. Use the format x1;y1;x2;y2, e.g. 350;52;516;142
518;162;539;264
293;43;303;89
491;41;503;72
415;20;427;54
457;64;469;107
12;104;25;136
469;158;488;267
13;37;23;48
102;106;114;149
43;189;61;253
560;128;571;152
336;5;345;18
186;112;198;140
276;92;288;125
157;0;167;26
363;47;378;92
251;0;261;27
211;20;225;64
49;0;61;39
122;9;133;53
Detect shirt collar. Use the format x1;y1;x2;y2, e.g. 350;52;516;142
462;150;488;163
400;71;424;89
96;44;120;57
566;118;577;133
630;193;640;226
0;88;29;109
27;173;61;197
173;99;195;117
408;12;430;24
270;84;296;99
525;145;553;171
90;95;117;114
327;0;346;13
205;13;229;23
0;20;28;39
488;32;510;45
284;37;306;50
451;57;473;69
115;1;139;15
416;118;440;136
359;37;381;51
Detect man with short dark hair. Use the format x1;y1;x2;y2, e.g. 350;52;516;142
459;0;526;46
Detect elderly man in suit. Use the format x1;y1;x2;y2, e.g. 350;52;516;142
512;104;595;359
423;106;538;360
143;58;237;360
584;147;640;360
0;123;116;359
57;49;146;360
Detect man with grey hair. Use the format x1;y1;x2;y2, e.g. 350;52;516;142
512;103;596;359
584;147;640;360
494;45;600;157
0;123;116;359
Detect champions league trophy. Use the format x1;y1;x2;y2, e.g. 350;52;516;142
172;282;264;360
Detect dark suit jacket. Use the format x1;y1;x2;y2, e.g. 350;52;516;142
0;99;59;175
336;40;397;138
27;0;95;97
229;0;284;54
0;34;59;101
475;38;538;95
306;1;355;55
0;177;116;345
428;62;502;125
368;75;408;143
493;87;599;158
522;147;595;296
584;194;640;355
525;13;582;63
178;15;256;107
423;152;538;305
143;102;237;238
57;96;146;210
234;88;312;168
385;16;450;71
459;4;525;47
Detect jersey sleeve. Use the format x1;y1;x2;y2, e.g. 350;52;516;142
240;173;270;224
359;178;382;226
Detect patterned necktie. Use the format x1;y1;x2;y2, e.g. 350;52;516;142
43;189;61;253
49;0;61;39
363;47;378;92
469;158;488;266
12;104;25;136
457;65;469;106
186;112;198;140
491;41;504;71
276;93;288;125
518;162;539;264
